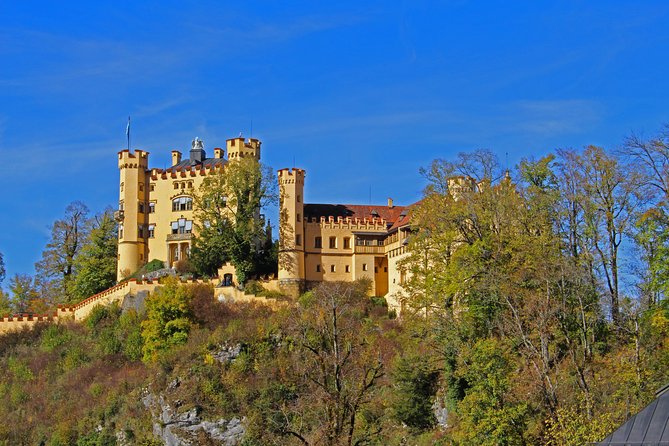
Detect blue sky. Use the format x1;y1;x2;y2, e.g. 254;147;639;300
1;0;669;282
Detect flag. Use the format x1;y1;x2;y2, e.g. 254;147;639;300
126;116;130;149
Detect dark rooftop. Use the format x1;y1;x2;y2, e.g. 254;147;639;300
595;384;669;445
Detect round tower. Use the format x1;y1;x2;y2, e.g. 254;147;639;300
278;167;306;297
116;149;149;280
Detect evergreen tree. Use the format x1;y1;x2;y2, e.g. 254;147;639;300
72;209;118;300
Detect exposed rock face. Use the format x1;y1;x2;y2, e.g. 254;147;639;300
212;344;242;364
432;396;449;429
142;392;245;446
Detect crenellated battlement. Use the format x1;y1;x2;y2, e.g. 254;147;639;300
278;168;306;185
118;149;149;169
306;215;388;231
149;162;225;181
227;137;261;160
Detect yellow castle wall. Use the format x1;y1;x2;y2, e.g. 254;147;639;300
117;137;261;280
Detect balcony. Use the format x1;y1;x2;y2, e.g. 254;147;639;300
113;210;124;222
354;245;385;254
166;233;192;242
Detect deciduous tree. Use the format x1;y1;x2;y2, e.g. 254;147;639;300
35;201;90;303
191;157;277;282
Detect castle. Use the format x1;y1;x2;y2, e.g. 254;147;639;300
1;135;425;333
116;136;419;311
277;168;416;310
115;136;262;280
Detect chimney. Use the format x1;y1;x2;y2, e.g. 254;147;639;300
171;150;182;166
213;147;224;159
387;197;393;208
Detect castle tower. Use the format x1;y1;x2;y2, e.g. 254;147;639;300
116;149;149;280
277;168;306;297
447;175;477;200
227;137;261;161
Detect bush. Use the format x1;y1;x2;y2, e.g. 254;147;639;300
141;277;194;362
144;259;165;273
244;280;266;296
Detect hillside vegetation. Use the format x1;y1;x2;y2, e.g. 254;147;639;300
3;127;669;444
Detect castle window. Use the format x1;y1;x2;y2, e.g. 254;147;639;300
315;237;322;248
118;224;124;238
345;265;350;273
149;202;155;213
139;183;144;191
148;224;155;238
343;237;350;249
384;266;388;273
374;267;378;273
330;265;336;273
150;184;155;192
120;182;124;192
329;237;337;249
316;264;321;272
174;183;179;190
119;202;124;211
296;234;302;246
297;195;301;203
172;197;193;211
362;263;368;271
138;225;144;238
181;183;186;189
138;202;144;213
171;219;193;234
188;181;193;189
297;213;301;222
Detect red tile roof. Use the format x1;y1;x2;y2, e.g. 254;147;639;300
304;202;419;232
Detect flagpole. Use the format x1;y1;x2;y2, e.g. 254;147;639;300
126;116;131;151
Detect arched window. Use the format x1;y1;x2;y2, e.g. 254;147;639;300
172;196;193;211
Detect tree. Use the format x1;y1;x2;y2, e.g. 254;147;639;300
564;146;644;325
453;339;530;446
0;251;5;285
274;281;385;445
72;209;118;300
35;201;90;303
191;157;277;282
391;353;439;431
8;274;38;314
141;277;195;361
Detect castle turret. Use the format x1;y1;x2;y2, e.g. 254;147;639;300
448;175;477;200
227;137;261;161
278;168;305;297
117;149;149;280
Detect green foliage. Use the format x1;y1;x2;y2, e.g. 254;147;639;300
73;209;118;301
8;273;38;314
144;259;165;273
141;277;194;361
191;156;277;281
392;353;439;431
454;339;530;446
244;280;265;295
